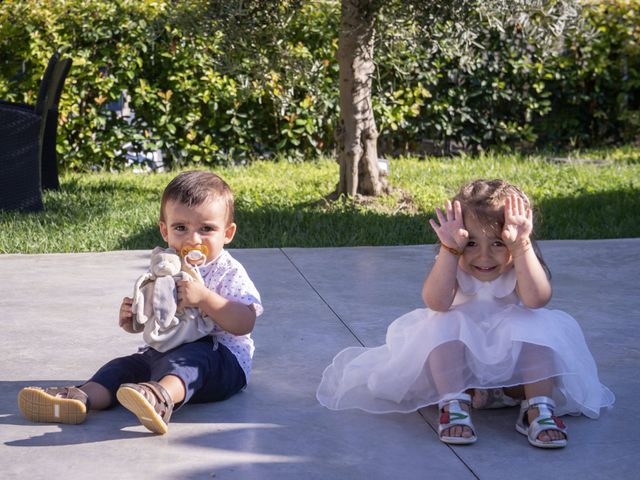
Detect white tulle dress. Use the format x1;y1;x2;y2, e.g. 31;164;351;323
317;268;614;418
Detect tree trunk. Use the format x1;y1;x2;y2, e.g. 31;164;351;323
335;0;388;197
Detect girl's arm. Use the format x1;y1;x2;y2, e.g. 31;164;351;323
511;241;551;308
177;280;256;335
422;248;459;311
502;195;552;308
422;200;468;311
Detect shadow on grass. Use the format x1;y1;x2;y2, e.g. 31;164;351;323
230;186;640;248
115;228;165;250
233;205;435;248
41;176;160;216
114;204;436;250
3;180;638;253
535;187;640;239
60;176;161;196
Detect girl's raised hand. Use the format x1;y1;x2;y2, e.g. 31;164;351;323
502;194;533;249
429;200;468;250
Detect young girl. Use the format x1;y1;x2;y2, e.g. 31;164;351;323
317;179;614;448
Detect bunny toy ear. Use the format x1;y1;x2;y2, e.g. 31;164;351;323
132;272;154;327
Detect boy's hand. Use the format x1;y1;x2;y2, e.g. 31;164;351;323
119;297;138;333
502;194;533;256
177;280;209;310
429;200;468;251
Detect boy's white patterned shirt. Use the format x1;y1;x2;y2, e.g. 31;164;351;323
199;249;263;381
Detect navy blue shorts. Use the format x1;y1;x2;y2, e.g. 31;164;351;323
89;336;246;407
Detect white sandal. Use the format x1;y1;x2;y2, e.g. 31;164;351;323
438;393;477;445
515;396;567;448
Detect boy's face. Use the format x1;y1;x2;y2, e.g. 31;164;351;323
159;198;236;264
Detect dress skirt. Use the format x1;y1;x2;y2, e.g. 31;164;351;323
317;269;615;418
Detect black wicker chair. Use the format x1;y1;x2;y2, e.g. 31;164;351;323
0;52;72;212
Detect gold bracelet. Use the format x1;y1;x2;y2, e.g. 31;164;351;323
440;242;463;256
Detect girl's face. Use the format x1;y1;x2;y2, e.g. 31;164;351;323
459;214;513;282
159;198;236;263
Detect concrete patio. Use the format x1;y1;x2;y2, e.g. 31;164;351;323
1;239;638;479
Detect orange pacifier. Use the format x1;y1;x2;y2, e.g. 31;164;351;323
181;245;209;267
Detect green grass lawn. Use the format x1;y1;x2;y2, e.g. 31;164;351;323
1;146;639;254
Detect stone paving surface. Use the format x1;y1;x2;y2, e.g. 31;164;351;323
1;239;638;479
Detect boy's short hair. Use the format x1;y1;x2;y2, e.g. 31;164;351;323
160;171;235;224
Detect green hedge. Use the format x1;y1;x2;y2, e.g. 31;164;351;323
374;0;640;153
538;0;640;146
0;0;340;169
0;0;638;170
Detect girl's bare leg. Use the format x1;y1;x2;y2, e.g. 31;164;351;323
524;379;566;442
503;385;524;399
429;342;473;439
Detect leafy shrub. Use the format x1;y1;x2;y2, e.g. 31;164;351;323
0;0;339;169
374;0;639;153
0;0;637;171
538;0;640;147
0;0;174;170
374;15;552;154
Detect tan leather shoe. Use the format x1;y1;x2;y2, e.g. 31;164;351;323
18;386;88;424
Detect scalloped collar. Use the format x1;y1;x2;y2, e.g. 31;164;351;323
456;267;517;298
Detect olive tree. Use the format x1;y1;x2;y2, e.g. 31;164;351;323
335;0;582;197
198;0;582;197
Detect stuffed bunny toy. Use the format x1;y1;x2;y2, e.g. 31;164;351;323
131;247;215;352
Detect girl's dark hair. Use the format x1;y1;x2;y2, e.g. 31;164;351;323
453;179;550;278
160;170;235;224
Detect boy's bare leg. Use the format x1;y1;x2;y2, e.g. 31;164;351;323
79;381;113;410
81;377;185;410
159;375;186;404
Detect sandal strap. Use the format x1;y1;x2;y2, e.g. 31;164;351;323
527;413;567;441
138;382;174;422
41;386;88;403
438;392;472;410
438;396;476;441
517;395;567;444
521;395;556;411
